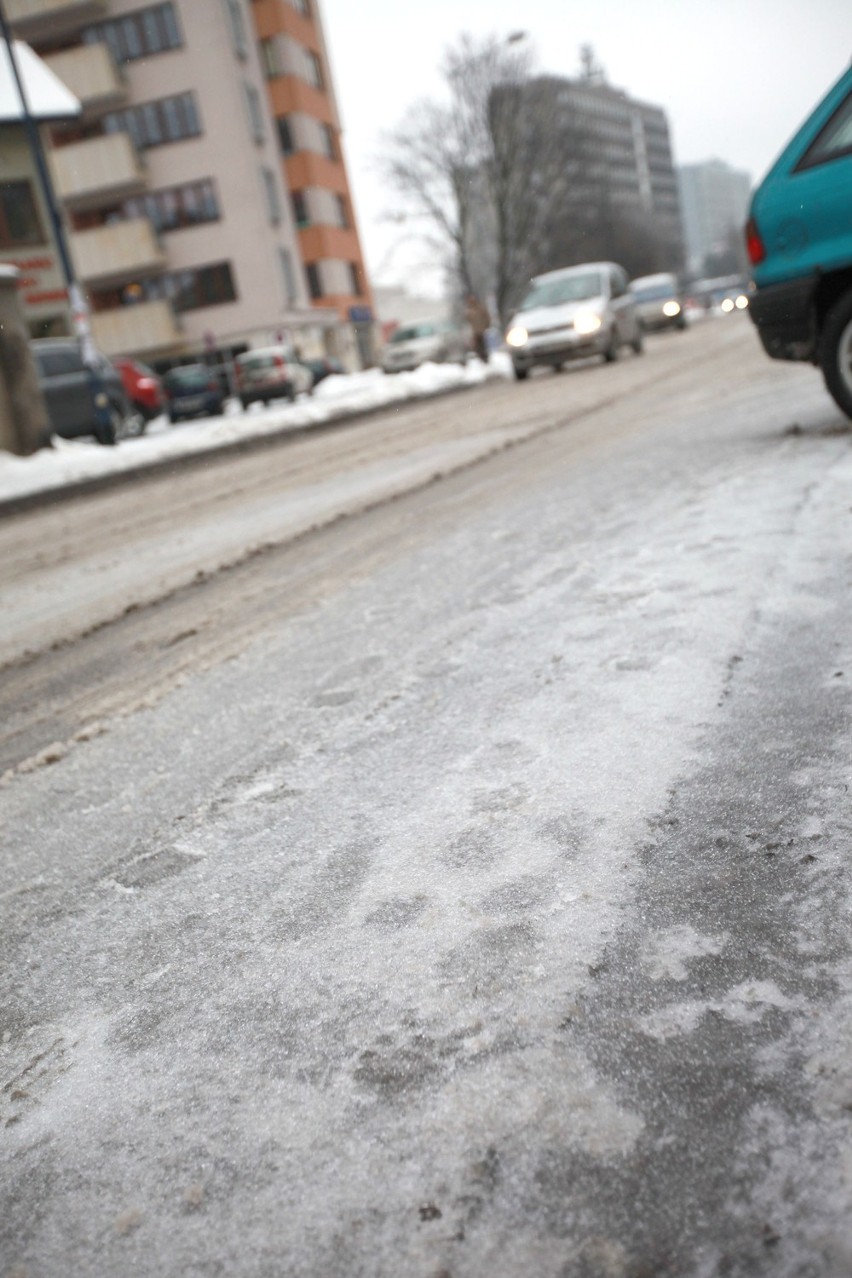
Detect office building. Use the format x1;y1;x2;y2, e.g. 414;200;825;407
6;0;374;367
530;67;684;269
677;158;752;277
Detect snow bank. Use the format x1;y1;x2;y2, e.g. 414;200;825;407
0;354;513;506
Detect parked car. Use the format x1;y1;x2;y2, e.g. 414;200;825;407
31;337;136;446
113;357;165;421
747;61;852;417
162;364;227;422
630;272;687;331
381;321;468;374
303;356;346;386
505;262;643;380
234;346;313;409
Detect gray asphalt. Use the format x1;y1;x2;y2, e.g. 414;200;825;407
3;318;852;1277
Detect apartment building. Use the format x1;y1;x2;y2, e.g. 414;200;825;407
6;0;373;368
250;0;374;367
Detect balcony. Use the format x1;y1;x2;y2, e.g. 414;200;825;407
5;0;106;43
90;300;183;359
50;133;146;211
45;43;126;115
71;219;165;288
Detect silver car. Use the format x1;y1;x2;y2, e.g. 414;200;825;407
631;272;688;332
381;320;468;374
505;262;643;380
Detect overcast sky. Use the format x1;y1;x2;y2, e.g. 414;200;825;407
319;0;850;293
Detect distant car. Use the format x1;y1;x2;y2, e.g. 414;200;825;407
630;272;687;331
505;261;643;379
303;356;345;386
381;321;468;374
234;346;313;409
113;357;165;421
31;337;136;446
162;364;227;422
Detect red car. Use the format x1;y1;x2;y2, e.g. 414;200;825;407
112;357;165;422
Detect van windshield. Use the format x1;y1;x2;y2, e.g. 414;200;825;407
519;272;604;310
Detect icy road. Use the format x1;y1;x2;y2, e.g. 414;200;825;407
4;316;852;1277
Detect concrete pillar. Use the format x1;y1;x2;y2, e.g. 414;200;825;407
0;264;50;455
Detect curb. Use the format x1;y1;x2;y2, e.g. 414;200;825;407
0;374;498;520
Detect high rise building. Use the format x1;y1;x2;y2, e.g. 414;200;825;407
677;159;752;278
5;0;374;368
531;69;684;271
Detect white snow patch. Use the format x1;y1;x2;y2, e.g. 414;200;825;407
638;980;798;1040
0;357;512;506
639;924;727;982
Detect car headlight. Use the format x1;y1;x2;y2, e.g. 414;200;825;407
662;300;681;317
721;297;735;313
735;294;749;310
574;310;602;335
506;325;528;347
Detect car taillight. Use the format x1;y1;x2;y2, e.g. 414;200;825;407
745;216;766;266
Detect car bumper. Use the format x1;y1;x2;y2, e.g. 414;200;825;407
748;274;817;362
511;330;605;368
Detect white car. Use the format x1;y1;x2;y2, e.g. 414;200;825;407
505;262;643;380
381;320;468;374
235;345;314;409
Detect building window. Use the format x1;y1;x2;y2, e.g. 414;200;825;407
243;82;264;143
306;263;322;299
289;0;311;14
335;195;349;228
223;0;247;58
104;92;201;148
291;190;309;226
260;37;281;78
348;262;362;297
124;178;220;232
83;3;181;63
0;180;45;247
261;167;281;225
321;123;337;160
279;247;297;305
277;116;294;155
305;50;324;90
144;261;237;311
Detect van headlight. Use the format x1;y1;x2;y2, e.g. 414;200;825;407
506;325;528;347
662;300;681;317
574;310;602;335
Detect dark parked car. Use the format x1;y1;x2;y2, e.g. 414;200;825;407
113;357;165;421
31;337;135;446
303;356;345;386
162;364;227;422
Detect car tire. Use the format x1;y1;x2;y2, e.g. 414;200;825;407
513;364;529;381
631;326;644;355
553;362;565;373
820;290;852;420
604;329;620;362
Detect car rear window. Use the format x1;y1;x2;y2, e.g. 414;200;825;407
798;90;852;169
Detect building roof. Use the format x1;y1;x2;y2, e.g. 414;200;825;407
0;40;79;123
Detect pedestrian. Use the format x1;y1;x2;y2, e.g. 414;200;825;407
465;293;491;364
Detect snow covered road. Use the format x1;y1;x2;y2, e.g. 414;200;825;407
4;315;852;1275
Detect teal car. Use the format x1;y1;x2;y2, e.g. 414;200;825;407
747;63;852;417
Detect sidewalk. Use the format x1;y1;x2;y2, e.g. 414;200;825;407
0;356;511;515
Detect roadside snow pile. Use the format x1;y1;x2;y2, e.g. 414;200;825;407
0;355;513;506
